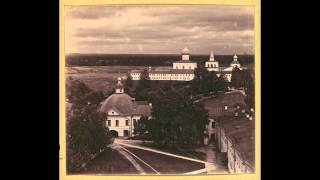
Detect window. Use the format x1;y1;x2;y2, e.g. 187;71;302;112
125;120;129;126
111;111;114;114
116;120;119;126
182;66;185;69
211;64;213;67
211;121;216;128
107;120;111;126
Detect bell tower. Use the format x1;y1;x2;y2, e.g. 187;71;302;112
115;77;124;94
181;47;190;61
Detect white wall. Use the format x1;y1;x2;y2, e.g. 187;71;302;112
220;130;228;152
149;73;194;81
205;61;219;68
173;62;197;70
106;116;131;136
182;54;189;60
130;72;141;80
227;139;235;173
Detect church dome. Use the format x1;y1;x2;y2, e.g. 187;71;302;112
231;54;240;64
99;93;134;115
181;47;190;54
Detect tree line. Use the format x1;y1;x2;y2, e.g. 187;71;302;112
66;79;112;173
66;54;254;67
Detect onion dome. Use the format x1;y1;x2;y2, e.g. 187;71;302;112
181;47;190;54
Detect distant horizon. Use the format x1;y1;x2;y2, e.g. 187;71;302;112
66;53;255;56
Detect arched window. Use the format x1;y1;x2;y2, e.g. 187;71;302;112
183;65;185;69
211;64;213;68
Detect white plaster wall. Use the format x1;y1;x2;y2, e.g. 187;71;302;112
227;139;235;173
130;73;141;80
173;62;197;70
182;54;189;60
221;130;228;152
205;61;219;68
149;73;194;81
234;152;244;173
106;116;132;136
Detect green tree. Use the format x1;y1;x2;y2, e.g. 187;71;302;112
66;79;111;173
192;67;217;95
215;75;229;93
231;67;243;88
125;74;133;88
146;88;209;147
133;116;151;139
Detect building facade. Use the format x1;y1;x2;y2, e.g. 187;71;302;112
129;48;243;82
205;53;242;82
98;77;152;137
129;48;197;81
201;92;254;173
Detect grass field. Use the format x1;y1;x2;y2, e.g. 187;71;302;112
65;66;147;93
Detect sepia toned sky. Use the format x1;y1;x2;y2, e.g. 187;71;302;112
65;5;254;55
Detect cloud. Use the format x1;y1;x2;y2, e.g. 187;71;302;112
65;5;254;54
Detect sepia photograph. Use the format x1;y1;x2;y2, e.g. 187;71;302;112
61;2;259;177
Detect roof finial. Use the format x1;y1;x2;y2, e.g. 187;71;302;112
233;54;238;61
210;51;214;61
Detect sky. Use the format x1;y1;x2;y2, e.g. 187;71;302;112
65;5;254;55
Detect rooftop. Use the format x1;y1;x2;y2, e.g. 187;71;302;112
202;92;246;118
133;102;152;116
218;116;255;168
99;93;134;115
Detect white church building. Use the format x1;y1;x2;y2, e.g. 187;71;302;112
130;47;197;81
205;51;242;82
98;77;152;137
129;48;243;82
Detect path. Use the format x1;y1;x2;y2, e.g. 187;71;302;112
114;139;219;174
195;144;229;174
108;143;146;174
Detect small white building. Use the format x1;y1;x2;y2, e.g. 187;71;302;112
205;53;242;82
98;77;152;137
205;51;219;71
